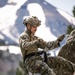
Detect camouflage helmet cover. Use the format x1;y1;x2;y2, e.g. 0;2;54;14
23;16;41;27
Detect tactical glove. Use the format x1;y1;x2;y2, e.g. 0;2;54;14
57;34;65;42
33;38;42;45
34;40;39;45
37;38;43;42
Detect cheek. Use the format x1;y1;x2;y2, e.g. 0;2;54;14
32;28;37;31
34;28;37;31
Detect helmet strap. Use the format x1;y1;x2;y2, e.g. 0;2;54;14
27;25;32;41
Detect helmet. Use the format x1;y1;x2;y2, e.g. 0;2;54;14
23;16;41;27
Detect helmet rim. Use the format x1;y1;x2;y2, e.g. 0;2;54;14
23;16;41;27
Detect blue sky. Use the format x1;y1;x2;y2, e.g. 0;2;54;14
45;0;75;16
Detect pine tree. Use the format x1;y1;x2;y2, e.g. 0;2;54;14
67;25;74;34
72;6;75;17
16;68;22;75
16;61;25;75
66;6;75;35
16;60;30;75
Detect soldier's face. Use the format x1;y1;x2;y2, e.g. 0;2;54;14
27;24;37;34
31;26;37;34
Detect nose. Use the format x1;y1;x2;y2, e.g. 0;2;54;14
35;27;37;31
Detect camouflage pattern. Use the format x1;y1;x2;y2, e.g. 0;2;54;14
58;30;75;64
19;15;65;74
47;56;75;75
19;29;64;75
25;55;56;75
23;16;41;27
19;29;60;58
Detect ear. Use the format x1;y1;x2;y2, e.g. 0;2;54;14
27;24;31;29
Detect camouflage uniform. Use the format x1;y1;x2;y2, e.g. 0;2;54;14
19;16;65;75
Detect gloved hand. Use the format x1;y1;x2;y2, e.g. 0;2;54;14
57;34;65;42
37;38;46;45
34;39;39;45
37;38;43;42
33;38;42;45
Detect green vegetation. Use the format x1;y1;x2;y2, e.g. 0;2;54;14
67;25;74;34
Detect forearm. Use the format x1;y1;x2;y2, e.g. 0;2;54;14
47;40;60;50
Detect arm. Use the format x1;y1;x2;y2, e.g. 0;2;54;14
36;37;60;50
37;34;65;51
47;40;60;50
47;34;65;50
19;34;38;50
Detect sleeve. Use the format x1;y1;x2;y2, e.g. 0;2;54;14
37;39;47;49
19;34;38;50
47;40;60;50
36;36;60;51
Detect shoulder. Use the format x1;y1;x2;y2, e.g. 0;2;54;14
20;31;28;39
34;35;42;40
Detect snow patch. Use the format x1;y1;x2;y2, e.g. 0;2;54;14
27;3;57;41
57;9;75;25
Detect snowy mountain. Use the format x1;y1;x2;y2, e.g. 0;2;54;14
0;0;75;54
0;0;75;74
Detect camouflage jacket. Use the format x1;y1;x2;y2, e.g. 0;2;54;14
19;29;60;57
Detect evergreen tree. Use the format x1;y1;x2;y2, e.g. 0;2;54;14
16;68;22;75
16;61;29;75
67;25;74;34
72;6;75;17
66;6;75;35
16;61;25;75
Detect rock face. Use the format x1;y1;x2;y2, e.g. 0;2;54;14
58;30;75;64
